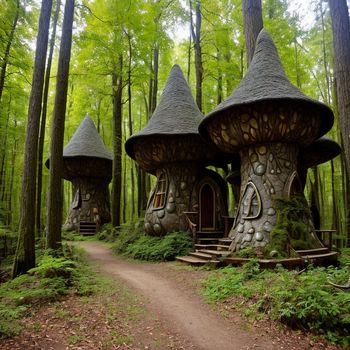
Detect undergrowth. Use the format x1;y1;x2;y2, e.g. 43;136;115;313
264;196;314;258
98;221;193;261
202;253;350;346
0;244;99;338
124;231;193;261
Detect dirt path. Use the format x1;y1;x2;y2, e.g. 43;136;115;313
76;241;288;350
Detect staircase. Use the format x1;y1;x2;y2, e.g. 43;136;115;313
176;231;232;267
294;247;338;266
224;246;338;268
79;221;97;236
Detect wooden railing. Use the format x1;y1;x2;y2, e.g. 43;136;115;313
315;230;336;249
183;211;198;243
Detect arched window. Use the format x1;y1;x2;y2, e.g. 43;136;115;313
153;172;167;209
241;182;261;219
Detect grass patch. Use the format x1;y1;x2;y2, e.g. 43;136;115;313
202;255;350;346
123;231;193;261
98;221;193;262
0;244;99;338
62;229;96;242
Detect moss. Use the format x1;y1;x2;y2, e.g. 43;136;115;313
264;196;314;257
236;246;256;258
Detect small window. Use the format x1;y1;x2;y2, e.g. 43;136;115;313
241;182;261;219
153;172;167;209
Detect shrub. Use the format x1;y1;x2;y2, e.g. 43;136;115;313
0;245;97;338
202;263;350;345
124;231;193;261
264;196;316;257
110;222;145;254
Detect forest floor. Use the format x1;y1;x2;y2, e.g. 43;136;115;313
0;241;342;350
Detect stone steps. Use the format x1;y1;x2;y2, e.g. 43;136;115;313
295;247;329;256
175;256;220;266
79;221;97;235
176;231;233;266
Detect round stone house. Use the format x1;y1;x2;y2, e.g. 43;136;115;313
125;65;234;236
199;29;336;254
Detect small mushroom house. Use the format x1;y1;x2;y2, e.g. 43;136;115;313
46;115;113;232
125;65;229;236
199;29;335;255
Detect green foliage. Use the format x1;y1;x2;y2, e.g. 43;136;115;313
124;231;193;261
61;229;95;242
339;248;350;268
0;245;98;338
101;221;193;262
202;263;350;345
97;223;120;243
108;222;145;254
236;246;256;258
265;196;314;257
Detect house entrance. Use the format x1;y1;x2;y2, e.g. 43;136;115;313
199;183;215;231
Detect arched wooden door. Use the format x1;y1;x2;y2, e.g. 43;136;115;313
199;183;215;231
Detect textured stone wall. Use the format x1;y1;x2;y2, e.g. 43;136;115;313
230;143;300;248
144;163;199;236
64;177;111;231
133;136;216;174
206;103;321;153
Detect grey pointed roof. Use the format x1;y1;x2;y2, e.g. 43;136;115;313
125;64;204;159
199;29;334;139
63;115;112;160
300;136;341;168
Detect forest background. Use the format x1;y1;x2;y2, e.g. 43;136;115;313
0;0;349;251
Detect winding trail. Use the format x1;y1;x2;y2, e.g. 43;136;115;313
77;241;280;350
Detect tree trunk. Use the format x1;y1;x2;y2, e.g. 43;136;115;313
187;6;192;83
320;1;331;104
242;0;263;67
46;0;74;250
190;0;203;111
328;0;350;246
0;96;12;212
111;55;123;227
12;0;53;277
217;51;223;104
6;137;17;227
0;0;20;104
151;42;159;116
126;35;135;220
122;133;127;223
36;0;61;236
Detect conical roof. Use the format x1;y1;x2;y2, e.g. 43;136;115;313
300;136;341;169
125;64;204;160
63;115;113;160
199;29;334;139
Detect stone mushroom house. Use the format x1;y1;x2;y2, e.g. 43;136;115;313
46;115;113;232
199;29;335;253
125;64;230;236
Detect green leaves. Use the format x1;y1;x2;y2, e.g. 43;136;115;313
202;262;350;345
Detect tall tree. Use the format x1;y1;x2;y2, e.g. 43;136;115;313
36;0;61;236
111;54;123;227
46;0;75;250
328;0;350;245
0;0;20;104
190;0;203;111
242;0;263;67
13;0;53;277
